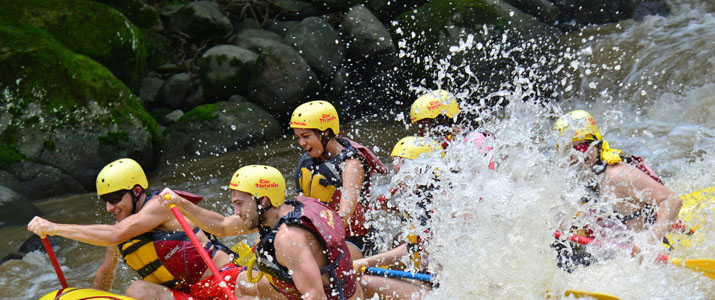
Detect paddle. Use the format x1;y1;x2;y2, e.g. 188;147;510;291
359;266;435;283
554;231;715;279
545;289;621;300
41;236;68;289
163;193;238;300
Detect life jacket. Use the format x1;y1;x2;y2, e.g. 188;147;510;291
295;137;386;237
255;196;356;300
117;190;227;291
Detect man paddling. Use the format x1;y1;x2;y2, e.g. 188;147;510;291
160;165;363;300
27;158;242;300
553;110;682;267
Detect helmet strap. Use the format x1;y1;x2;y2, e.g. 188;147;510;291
254;196;272;227
129;186;144;214
318;130;332;160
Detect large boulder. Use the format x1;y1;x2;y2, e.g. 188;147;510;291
0;0;147;86
93;0;163;30
161;101;281;162
238;38;321;119
0;23;160;200
0;186;40;227
170;1;233;41
199;45;260;101
284;17;345;80
341;5;395;58
393;0;562;105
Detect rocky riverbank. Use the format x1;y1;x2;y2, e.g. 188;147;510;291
0;0;670;223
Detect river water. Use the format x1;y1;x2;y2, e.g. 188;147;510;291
1;0;713;299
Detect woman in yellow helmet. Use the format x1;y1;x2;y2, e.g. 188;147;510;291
290;100;387;259
553;110;682;267
411;89;496;170
354;136;440;299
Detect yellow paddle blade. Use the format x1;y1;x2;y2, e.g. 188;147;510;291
546;289;621;300
231;241;256;267
665;186;715;250
565;289;621;300
670;258;715;279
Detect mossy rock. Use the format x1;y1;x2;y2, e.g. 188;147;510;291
0;23;160;199
0;0;147;86
161;101;281;162
92;0;163;30
393;0;561;103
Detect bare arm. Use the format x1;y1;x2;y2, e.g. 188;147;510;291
27;200;171;246
159;188;252;237
92;247;120;291
605;164;682;241
340;158;365;222
274;226;327;300
353;243;408;271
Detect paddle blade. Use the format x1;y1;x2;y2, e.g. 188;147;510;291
546;289;621;300
174;190;203;204
565;289;621;300
671;258;715;279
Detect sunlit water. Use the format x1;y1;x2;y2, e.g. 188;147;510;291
1;0;713;299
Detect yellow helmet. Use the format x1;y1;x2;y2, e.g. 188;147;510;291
554;110;603;143
410;89;460;124
290;100;340;134
229;165;286;207
391;136;441;160
96;158;149;196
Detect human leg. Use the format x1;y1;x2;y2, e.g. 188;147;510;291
358;275;428;300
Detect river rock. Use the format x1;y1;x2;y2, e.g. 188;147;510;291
161;101;281;161
341;5;395;58
284;17;345;80
157;73;192;109
0;186;40;227
237;38;321;118
94;0;163;31
170;1;233;41
199;45;259;101
0;24;160;199
393;0;562;106
138;77;166;108
0;0;147;86
266;20;300;37
229;29;283;45
502;0;559;24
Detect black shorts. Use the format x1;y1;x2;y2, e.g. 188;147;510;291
346;229;378;257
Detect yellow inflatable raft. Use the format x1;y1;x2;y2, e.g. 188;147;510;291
38;287;135;300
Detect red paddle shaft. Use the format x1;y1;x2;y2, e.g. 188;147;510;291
41;237;68;289
166;195;237;300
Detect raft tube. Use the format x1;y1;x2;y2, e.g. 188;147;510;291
38;287;136;300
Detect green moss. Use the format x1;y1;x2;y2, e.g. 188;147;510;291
178;104;218;123
0;145;23;166
42;140;55;150
0;0;147;85
0;22;161;156
98;131;130;146
396;0;503;45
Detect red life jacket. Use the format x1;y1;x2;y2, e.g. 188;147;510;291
296;137;386;237
117;190;216;291
256;196;356;300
